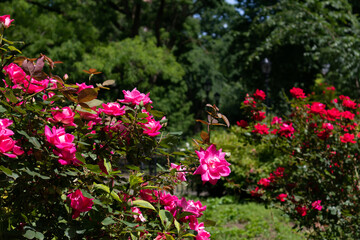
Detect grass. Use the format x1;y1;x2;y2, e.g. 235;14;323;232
196;196;305;240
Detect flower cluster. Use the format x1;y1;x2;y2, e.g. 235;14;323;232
239;85;360;237
138;189;210;239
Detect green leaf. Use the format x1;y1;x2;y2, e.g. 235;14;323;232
75;152;86;164
0;165;18;179
149;109;165;118
4;90;18;103
132;200;156;211
23;230;36;239
8;45;22;53
0;105;7;113
137;112;149;119
203;219;216;227
93;183;110;193
21;168;50;180
84;99;103;108
120;220;139;228
101;217;116;226
177;211;195;219
165;234;175;240
110;191;122;202
103;159;112;174
34;232;44;240
85;164;101;173
174;218;180;234
159;209;173;230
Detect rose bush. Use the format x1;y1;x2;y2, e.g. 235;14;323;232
0;15;231;239
236;83;360;238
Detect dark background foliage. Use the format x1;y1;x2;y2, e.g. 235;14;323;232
2;0;360;134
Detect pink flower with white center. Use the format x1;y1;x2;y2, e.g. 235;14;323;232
120;88;152;105
76;82;94;94
271;116;283;125
44;125;66;145
278;122;295;138
193;144;231;185
311;200;323;211
0;15;14;28
131;207;146;222
143;119;162;137
170;163;187;182
189;222;211;240
309;102;326;115
101;102;126;116
67;189;94;219
258;178;271;187
49;107;76;126
322;123;334;131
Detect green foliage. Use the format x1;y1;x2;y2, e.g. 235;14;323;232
197;196;305;240
75;37;193;133
210;129;286;193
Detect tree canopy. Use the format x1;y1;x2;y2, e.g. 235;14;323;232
2;0;360;133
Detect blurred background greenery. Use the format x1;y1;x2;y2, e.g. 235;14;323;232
3;0;360;135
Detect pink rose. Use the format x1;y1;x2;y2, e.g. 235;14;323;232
276;193;287;202
236;120;248;128
340;133;356;143
120;88;152;105
311;200;323;211
170;163;187;182
271;116;283;125
290;87;306;99
67;189;94;219
0;15;14;28
49;107;76;126
178;197;206;219
258;178;271;187
76;82;94;94
189;222;211;240
143;119;162;137
295;205;307;216
252;123;269;135
278;123;295;138
193;144;231;185
101;102;126;116
253;89;266;101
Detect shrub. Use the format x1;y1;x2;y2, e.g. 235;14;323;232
237;84;360;238
0;15;230;239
